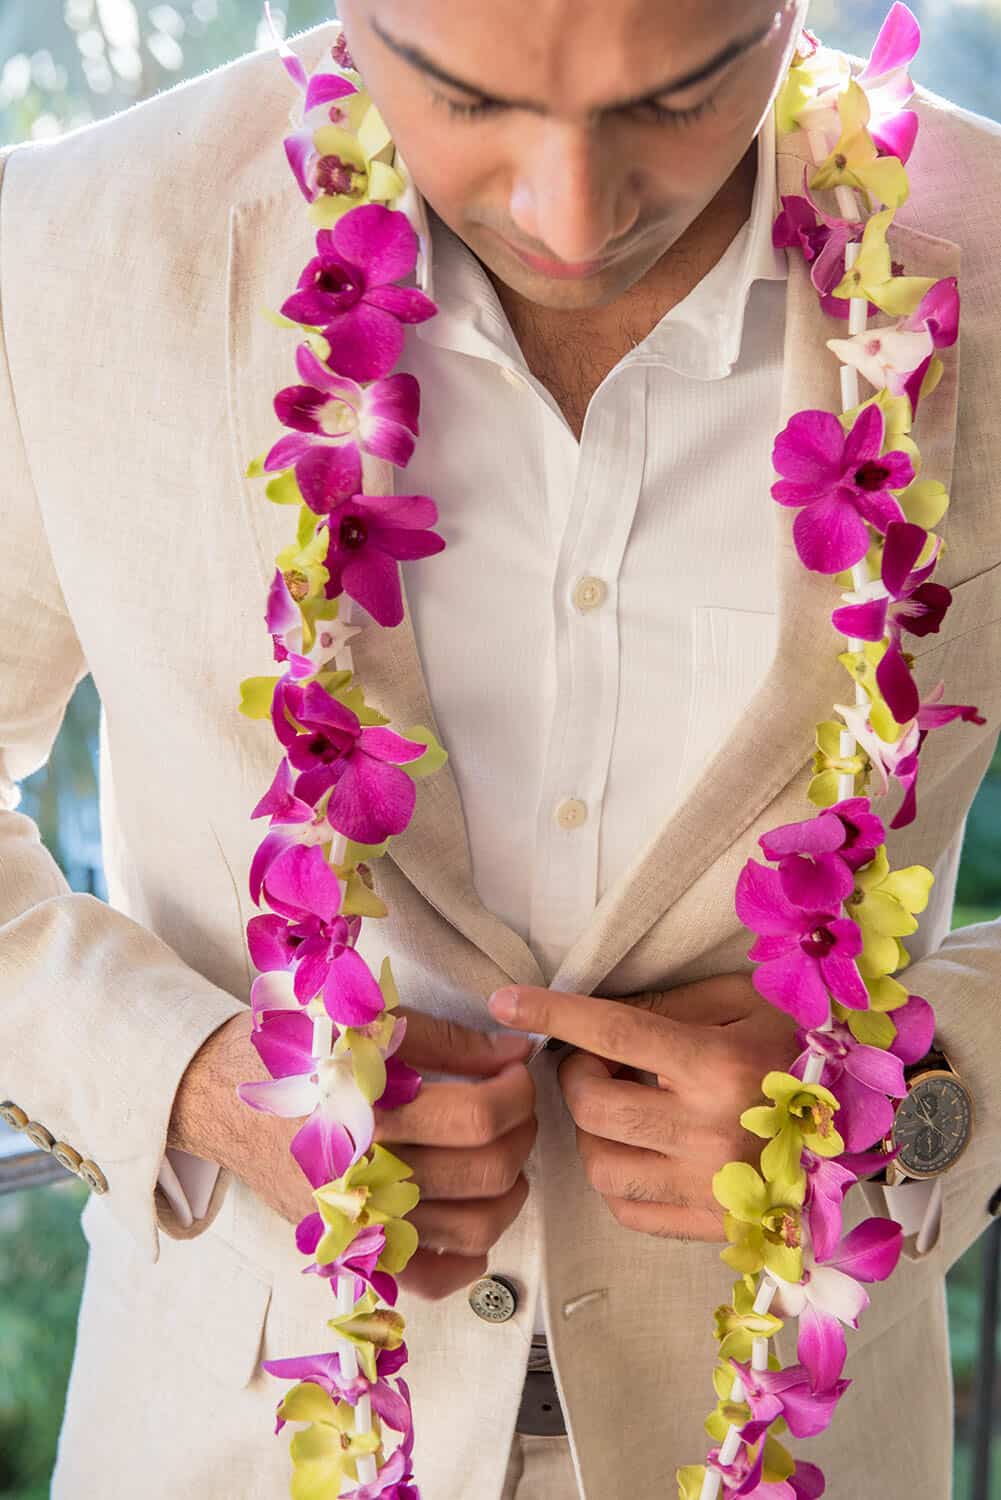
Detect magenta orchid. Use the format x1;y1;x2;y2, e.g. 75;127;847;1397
735;859;869;1027
770;404;914;573
246;842;385;1023
789;1017;906;1151
263;1343;412;1435
281;207;437;381
320;490;446;627
855;2;921;163
273;677;428;844
836;681;985;828
771;1219;903;1391
727;1357;849;1445
238;1004;376;1183
772;193;874;321
831;520;951;723
757;796;885;909
266;342;420;513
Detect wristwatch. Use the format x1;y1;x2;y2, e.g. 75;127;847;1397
876;1044;975;1186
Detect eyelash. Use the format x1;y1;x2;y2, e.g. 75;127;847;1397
433;91;718;128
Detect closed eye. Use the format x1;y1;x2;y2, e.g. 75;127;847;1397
432;90;720;128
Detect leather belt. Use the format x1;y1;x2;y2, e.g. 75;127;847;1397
516;1334;567;1436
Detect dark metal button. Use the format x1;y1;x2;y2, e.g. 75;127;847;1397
23;1121;54;1151
0;1101;28;1130
468;1274;518;1323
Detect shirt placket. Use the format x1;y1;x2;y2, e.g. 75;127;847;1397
528;366;649;980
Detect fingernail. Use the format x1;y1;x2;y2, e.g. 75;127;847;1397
488;988;521;1023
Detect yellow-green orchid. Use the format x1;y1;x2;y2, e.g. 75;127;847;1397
740;1071;844;1186
838;386;922;474
844;844;933;978
809;81;911;210
712;1281;784;1364
283;1382;383;1500
714;1161;806;1282
326;1285;406;1384
837;640;903;743
831;206;936;316
808;719;870;808
312;1143;421;1270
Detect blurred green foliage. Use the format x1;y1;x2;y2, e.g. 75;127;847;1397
1;2;1000;1498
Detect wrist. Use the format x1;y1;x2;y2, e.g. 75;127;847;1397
167;1009;258;1171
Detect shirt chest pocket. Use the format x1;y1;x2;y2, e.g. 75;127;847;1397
673;606;780;808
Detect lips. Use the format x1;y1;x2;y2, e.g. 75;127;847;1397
493;229;614;279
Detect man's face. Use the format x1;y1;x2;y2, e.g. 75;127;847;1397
338;0;809;311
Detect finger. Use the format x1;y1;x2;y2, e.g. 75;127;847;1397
631;973;760;1027
393;1006;535;1075
575;1129;721;1213
407;1173;531;1257
386;1116;537;1199
372;1059;536;1147
559;1062;726;1156
489;985;719;1083
603;1194;728;1244
395;1248;490;1302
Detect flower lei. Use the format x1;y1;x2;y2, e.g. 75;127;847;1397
678;8;987;1499
233;6;984;1498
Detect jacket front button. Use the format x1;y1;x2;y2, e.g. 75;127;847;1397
0;1101;28;1130
79;1159;108;1194
23;1121;55;1152
468;1274;518;1323
52;1141;83;1173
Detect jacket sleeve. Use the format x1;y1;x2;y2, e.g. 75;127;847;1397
0;144;248;1264
877;913;1001;1271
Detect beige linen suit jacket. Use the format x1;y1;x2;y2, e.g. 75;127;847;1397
2;20;1001;1500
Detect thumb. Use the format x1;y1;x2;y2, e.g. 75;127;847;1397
393;1005;535;1076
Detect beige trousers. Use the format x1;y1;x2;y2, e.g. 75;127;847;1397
500;1432;580;1499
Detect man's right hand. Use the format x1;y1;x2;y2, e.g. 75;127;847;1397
168;1004;539;1302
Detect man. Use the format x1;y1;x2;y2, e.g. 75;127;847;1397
1;3;1000;1497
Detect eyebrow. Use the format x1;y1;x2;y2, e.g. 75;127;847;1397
369;14;776;114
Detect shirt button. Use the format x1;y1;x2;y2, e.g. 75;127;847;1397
499;365;525;387
555;797;587;830
468;1274;519;1323
571;576;608;612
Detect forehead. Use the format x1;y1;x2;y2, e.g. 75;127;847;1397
370;0;773;98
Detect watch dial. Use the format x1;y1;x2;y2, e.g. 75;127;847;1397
894;1074;972;1177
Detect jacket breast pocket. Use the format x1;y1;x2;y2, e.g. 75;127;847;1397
80;1193;272;1387
673;606;779;808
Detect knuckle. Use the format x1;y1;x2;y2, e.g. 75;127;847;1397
466;1094;502;1146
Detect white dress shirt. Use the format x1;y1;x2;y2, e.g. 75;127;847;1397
158;106;936;1339
399;106;937;1338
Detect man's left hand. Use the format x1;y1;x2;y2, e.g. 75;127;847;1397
486;972;802;1244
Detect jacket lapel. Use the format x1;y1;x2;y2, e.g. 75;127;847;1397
225;114;960;1004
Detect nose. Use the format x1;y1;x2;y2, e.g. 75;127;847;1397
508;122;638;265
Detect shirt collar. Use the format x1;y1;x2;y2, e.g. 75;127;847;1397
395;105;785;382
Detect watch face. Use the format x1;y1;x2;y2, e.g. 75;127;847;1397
893;1073;973;1177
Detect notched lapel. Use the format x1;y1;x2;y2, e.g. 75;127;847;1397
225;192;545;989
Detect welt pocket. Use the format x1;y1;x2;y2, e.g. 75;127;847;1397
908;559;1001;660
